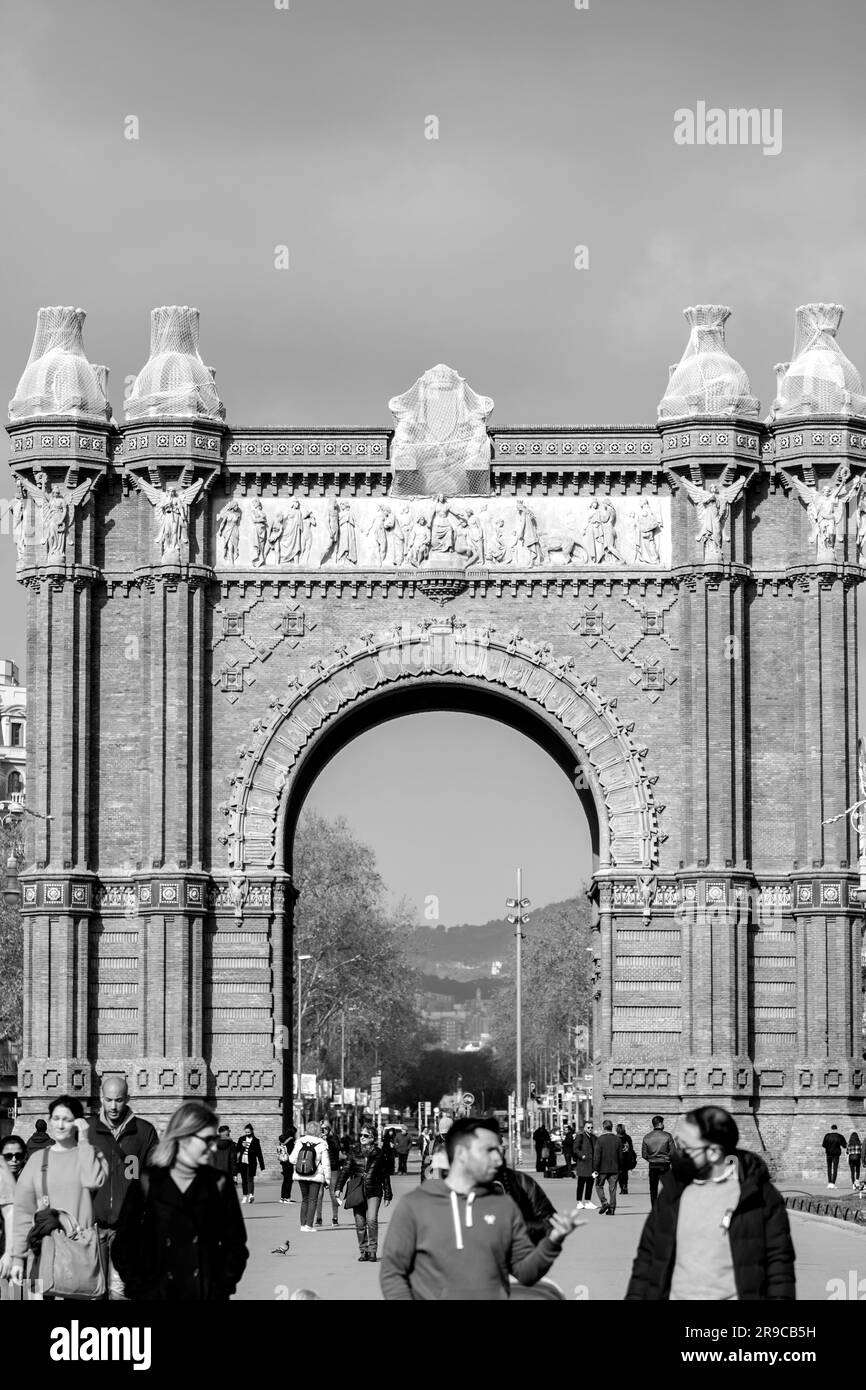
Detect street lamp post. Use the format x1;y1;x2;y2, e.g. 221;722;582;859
296;954;311;1128
506;868;531;1169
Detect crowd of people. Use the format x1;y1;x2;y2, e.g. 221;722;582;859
0;1082;857;1302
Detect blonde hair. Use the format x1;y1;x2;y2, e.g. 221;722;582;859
304;1120;321;1138
151;1101;218;1168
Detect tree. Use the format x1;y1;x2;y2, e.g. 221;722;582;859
487;894;593;1090
0;817;24;1041
292;811;430;1100
389;1047;509;1113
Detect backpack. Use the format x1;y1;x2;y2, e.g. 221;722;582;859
296;1141;318;1178
277;1142;289;1164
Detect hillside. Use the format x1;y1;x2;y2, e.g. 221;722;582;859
408;896;590;979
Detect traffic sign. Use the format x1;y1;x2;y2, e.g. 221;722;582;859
462;1091;475;1106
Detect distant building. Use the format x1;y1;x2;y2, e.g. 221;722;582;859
0;660;25;816
414;985;493;1050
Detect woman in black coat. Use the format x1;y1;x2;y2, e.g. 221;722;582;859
336;1127;393;1264
235;1123;265;1204
112;1102;248;1301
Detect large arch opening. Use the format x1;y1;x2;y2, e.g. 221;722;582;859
280;680;600;1131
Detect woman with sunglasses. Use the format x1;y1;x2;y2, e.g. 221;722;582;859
336;1127;392;1263
112;1101;248;1301
0;1136;25;1295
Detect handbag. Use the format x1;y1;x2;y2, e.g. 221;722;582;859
37;1149;106;1300
342;1172;366;1210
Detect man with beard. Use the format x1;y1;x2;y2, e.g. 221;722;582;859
626;1106;795;1301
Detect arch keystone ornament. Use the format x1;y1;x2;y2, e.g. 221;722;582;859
11;300;866;1175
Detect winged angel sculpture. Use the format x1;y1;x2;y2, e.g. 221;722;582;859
780;464;857;565
131;475;204;560
17;473;95;560
675;474;746;564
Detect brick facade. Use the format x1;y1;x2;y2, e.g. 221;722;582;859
7;396;866;1175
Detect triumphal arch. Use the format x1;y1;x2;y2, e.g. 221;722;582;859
7;301;866;1170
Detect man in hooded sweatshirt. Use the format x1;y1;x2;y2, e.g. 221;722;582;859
88;1075;158;1299
380;1117;585;1300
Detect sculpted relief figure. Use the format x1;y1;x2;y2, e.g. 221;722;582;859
19;471;95;561
508;499;543;567
250;498;268;567
429;493;467;555
676;474;745;565
337;501;357;565
366;503;396;566
131;475;204;560
781;464;857;565
634;498;663;565
408;512;432;567
585;497;623;564
216;495;242;564
300;506;317;564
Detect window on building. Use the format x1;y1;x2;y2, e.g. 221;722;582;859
10;724;21;747
8;771;22;796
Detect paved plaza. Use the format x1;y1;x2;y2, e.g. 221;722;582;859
234;1160;866;1301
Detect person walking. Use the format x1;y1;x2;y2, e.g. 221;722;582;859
315;1121;342;1227
289;1120;331;1232
476;1118;556;1243
394;1126;412;1175
533;1122;552;1175
381;1127;397;1177
88;1074;158;1300
561;1124;576;1178
0;1136;26;1297
847;1131;862;1186
573;1120;596;1209
236;1124;265;1204
112;1101;248;1301
277;1125;297;1204
626;1105;795;1301
380;1118;586;1300
642;1115;675;1208
592;1120;622;1216
212;1126;237;1181
821;1125;847;1189
336;1126;393;1262
10;1095;109;1297
421;1116;452;1182
24;1118;51;1160
615;1123;636;1195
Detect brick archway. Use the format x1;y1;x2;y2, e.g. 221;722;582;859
225;620;665;878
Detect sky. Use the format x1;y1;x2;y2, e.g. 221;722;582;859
301;711;594;926
1;0;864;920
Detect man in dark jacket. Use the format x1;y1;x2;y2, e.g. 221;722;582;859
642;1114;675;1208
626;1105;795;1301
821;1125;847;1188
211;1126;236;1180
477;1117;556;1242
88;1075;158;1300
24;1118;52;1159
533;1122;553;1175
573;1120;596;1207
592;1120;623;1215
561;1124;576;1176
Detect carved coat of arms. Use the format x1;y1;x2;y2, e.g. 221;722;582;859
388;364;493;497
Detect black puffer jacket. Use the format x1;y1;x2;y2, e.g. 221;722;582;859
625;1149;795;1301
337;1144;393;1202
493;1166;556;1244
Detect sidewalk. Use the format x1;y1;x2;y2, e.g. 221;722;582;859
234;1160;865;1300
